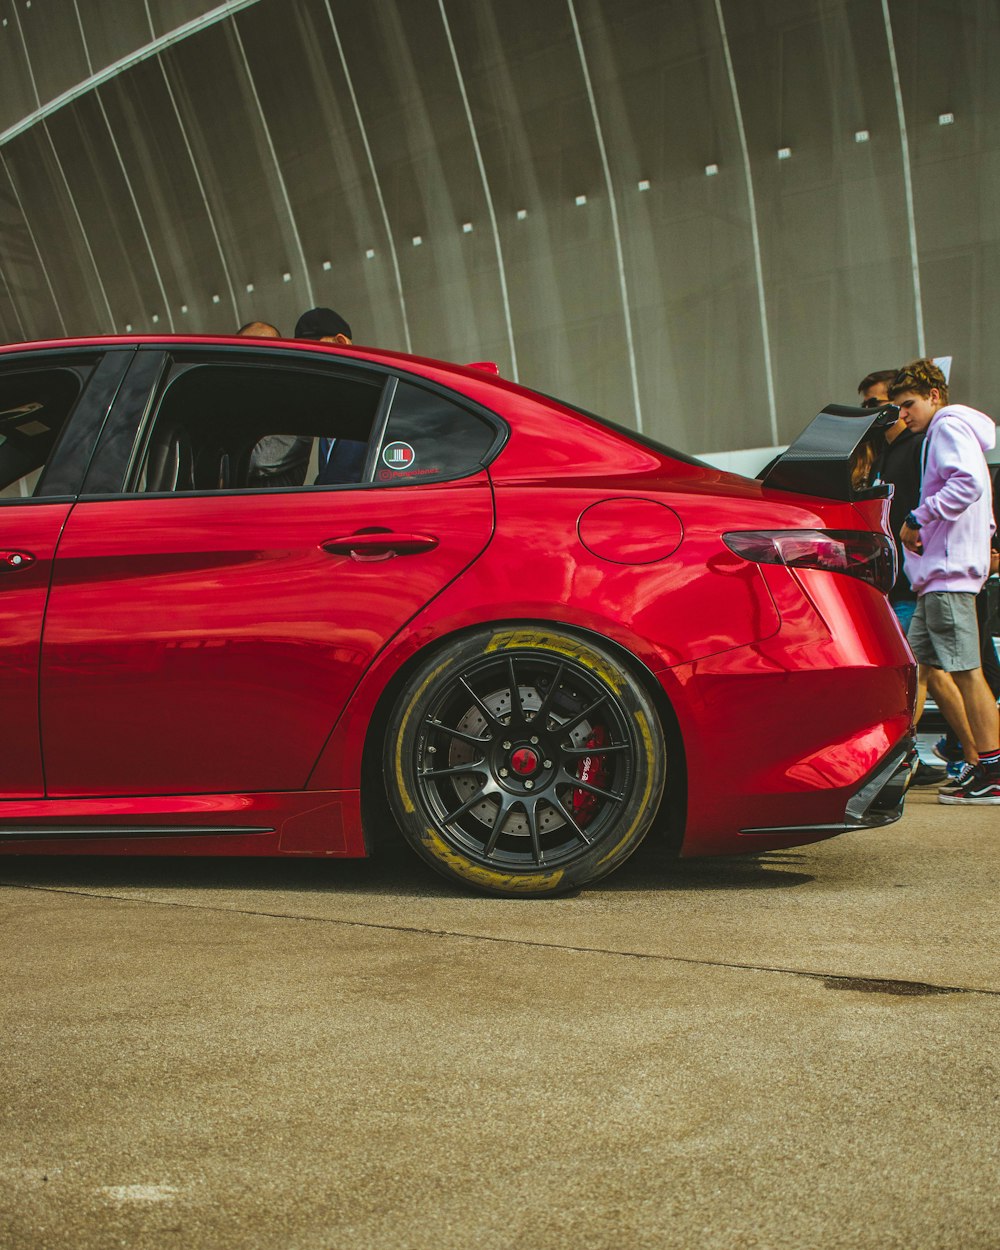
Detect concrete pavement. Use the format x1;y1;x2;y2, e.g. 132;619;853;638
1;788;997;1250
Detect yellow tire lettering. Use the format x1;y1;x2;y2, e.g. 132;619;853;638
484;629;626;694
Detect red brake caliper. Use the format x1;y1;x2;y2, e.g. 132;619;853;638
572;725;609;826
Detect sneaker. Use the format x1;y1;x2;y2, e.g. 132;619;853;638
911;760;947;787
939;761;976;795
933;736;964;766
938;764;1000;805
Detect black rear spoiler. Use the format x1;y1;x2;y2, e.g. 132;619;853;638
758;403;900;501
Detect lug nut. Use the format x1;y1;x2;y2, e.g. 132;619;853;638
499;767;509;777
525;780;534;790
530;736;539;744
502;740;512;750
543;760;552;768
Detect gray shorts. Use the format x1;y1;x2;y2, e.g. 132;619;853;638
907;592;981;671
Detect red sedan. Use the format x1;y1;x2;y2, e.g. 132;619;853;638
0;336;915;894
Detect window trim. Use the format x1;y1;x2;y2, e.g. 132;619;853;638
0;348;134;502
77;343;510;501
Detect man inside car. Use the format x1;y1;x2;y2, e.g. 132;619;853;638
235;320;312;488
294;307;367;485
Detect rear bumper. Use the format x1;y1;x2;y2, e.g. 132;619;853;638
737;734;917;842
667;657;915;855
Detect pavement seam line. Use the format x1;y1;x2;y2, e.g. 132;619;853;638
4;880;998;998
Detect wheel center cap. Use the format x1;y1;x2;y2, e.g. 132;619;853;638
510;747;539;776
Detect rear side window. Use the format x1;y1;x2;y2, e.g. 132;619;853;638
375;381;500;485
0;366;85;499
127;362;384;493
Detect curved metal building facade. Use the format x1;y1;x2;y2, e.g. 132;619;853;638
0;0;997;454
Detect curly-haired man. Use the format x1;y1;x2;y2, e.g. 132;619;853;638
890;359;1000;804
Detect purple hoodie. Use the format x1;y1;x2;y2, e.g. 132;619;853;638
903;403;997;595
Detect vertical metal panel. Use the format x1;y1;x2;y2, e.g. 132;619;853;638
892;0;1000;404
710;0;930;441
74;2;175;331
712;0;778;444
156;20;305;332
231;0;398;344
880;0;926;356
438;0;519;380
431;0;632;420
0;0;996;442
60;0;158;72
0;151;61;337
44;105;145;333
0;1;265;148
8;0;116;332
1;140;88;337
229;16;314;310
566;0;642;428
0;4;46;133
538;1;765;450
142;0;240;325
0;255;27;341
322;0;413;351
325;1;509;366
4;0;90;121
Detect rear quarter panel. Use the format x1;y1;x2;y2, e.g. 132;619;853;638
309;385;908;794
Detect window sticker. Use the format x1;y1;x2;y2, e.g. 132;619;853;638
382;441;415;470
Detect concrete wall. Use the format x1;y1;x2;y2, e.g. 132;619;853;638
0;0;997;455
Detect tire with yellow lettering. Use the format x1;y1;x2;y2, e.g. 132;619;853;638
385;627;666;896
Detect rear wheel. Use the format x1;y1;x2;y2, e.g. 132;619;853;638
385;627;666;895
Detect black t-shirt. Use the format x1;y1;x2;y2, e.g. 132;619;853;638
873;427;924;603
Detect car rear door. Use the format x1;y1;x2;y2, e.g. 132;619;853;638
40;347;500;798
0;349;131;798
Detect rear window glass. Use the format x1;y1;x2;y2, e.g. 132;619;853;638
375;381;500;485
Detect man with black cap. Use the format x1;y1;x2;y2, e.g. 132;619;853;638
294;307;366;484
294;306;352;346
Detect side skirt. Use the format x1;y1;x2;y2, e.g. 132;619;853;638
0;826;273;840
0;790;365;857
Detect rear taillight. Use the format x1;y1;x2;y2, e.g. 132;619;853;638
723;529;896;593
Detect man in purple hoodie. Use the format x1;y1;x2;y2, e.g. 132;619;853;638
890;359;1000;804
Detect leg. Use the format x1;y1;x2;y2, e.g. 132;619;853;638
982;633;1000;699
951;667;1000;755
926;668;978;763
907;598;933;724
976;591;1000;697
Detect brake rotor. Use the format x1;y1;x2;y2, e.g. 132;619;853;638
447;685;593;836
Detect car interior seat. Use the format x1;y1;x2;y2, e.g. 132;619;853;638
144;422;195;492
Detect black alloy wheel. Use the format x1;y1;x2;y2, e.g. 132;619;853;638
385;627;666;895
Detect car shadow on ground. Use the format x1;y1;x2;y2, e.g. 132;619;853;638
0;841;815;900
609;844;815;892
